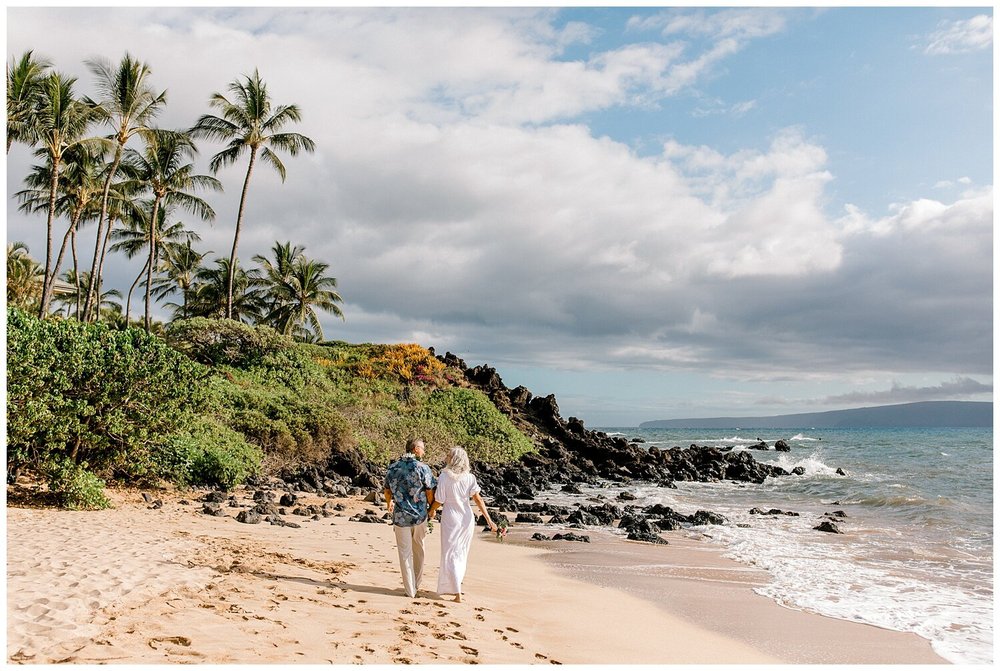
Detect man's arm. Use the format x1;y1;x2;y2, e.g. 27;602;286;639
383;487;394;514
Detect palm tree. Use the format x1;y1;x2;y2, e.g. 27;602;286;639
32;72;103;316
15;144;106;319
189;258;266;323
264;254;344;340
153;237;210;320
6;242;43;310
121;129;220;331
6;50;51;153
82;54;167;322
254;240;304;285
191;69;315;320
253;239;302;318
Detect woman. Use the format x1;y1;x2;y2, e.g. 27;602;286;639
429;446;498;602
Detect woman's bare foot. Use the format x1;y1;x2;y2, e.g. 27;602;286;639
454;593;462;603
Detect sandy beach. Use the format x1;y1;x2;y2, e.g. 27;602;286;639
6;486;946;664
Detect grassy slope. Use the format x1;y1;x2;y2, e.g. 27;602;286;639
207;339;537;476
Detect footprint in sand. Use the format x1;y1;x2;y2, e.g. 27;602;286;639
459;645;478;656
148;636;192;649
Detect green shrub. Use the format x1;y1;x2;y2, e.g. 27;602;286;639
44;458;111;510
160;421;262;490
165;317;293;368
347;404;455;465
219;381;353;469
424;388;535;464
7;309;207;483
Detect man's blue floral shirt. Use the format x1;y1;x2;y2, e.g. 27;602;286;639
384;455;436;526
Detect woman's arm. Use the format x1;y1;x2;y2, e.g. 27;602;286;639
471;492;498;533
428;496;440;519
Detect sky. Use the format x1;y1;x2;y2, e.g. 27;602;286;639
5;5;994;426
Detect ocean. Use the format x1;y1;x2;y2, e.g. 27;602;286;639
537;427;993;664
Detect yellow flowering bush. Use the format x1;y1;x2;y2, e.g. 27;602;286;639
350;343;445;383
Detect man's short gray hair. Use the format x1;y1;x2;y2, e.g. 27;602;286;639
405;437;424;453
444;446;471;475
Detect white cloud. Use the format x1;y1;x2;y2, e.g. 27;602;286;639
819;377;993;405
730;100;757;117
924;14;993;55
629;8;787;41
840;188;993;238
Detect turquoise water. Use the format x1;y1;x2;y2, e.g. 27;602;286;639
573;428;993;663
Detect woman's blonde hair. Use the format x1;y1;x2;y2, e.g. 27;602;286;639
444;446;471;475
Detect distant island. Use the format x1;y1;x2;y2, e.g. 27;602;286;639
640;401;993;429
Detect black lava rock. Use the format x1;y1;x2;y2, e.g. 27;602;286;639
814;521;843;534
201;503;226;516
552;532;590;543
236;509;262;524
691;510;727;526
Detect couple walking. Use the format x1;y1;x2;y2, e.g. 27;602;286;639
382;438;499;602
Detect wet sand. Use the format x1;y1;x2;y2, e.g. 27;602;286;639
522;527;946;664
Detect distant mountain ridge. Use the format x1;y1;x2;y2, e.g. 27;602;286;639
640;401;992;429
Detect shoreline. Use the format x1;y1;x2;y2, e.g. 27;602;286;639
516;526;946;664
7;487;946;664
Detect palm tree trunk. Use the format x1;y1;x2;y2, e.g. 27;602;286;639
144;196;162;333
227;147;258;320
92;212;118;323
43;220;76;318
71;225;81;319
83;145;122;322
39;156;61;317
125;256;149;326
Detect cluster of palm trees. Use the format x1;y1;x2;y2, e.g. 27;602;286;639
7;51;342;340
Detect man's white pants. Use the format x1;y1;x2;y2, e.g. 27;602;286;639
393;523;427;598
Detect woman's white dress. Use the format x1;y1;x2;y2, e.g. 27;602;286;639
435;469;481;595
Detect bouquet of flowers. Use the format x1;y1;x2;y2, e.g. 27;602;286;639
495;519;508;542
427;518;435;534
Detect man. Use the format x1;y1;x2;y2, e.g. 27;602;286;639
383;437;436;598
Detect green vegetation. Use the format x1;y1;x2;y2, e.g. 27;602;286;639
7;309;536;506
